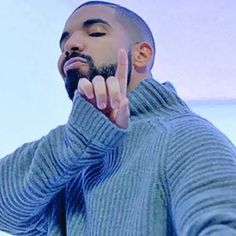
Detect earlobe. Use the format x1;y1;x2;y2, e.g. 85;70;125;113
133;42;153;69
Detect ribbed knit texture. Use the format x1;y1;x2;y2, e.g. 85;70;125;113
1;78;236;235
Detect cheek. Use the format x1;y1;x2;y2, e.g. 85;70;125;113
96;37;130;66
93;47;119;67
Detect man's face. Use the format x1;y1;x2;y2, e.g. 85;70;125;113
58;5;131;100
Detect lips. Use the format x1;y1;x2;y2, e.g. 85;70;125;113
63;57;87;75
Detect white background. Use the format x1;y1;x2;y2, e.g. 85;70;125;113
0;1;235;235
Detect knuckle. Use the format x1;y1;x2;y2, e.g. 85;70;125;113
78;78;88;87
96;92;106;100
84;82;92;91
106;76;116;83
78;77;88;84
92;75;104;84
94;85;106;96
112;91;120;99
106;77;120;94
78;78;93;98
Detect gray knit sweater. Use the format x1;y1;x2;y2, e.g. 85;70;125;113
1;78;236;236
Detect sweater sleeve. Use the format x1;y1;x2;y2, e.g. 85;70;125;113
0;93;127;235
165;116;236;236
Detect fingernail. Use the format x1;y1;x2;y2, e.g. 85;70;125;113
87;92;94;99
99;102;106;109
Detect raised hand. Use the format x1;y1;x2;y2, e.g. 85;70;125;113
77;49;130;129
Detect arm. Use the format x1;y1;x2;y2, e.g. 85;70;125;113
165;116;236;235
0;94;127;235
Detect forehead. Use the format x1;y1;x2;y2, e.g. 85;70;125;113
64;5;118;31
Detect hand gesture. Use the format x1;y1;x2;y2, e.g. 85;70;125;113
77;49;130;129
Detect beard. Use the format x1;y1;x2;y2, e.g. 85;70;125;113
64;52;132;100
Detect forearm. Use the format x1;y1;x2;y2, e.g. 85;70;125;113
0;93;127;233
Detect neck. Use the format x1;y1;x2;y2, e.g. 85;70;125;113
127;71;152;92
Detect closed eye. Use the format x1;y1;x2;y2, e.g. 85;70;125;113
89;32;106;37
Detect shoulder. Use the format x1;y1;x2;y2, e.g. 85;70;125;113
169;113;234;149
161;113;236;179
150;112;236;168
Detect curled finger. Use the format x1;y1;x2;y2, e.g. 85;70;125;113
92;76;107;110
77;78;94;99
106;76;121;109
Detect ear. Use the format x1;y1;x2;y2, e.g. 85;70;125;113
132;42;153;69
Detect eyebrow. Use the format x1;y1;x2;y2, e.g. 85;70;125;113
82;18;112;28
59;18;112;47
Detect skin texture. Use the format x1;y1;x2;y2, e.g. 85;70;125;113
57;4;153;128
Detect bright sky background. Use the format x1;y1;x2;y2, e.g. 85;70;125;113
0;1;235;235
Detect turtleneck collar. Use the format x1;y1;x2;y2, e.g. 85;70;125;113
128;78;190;117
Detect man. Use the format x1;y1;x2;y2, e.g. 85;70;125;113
1;1;236;235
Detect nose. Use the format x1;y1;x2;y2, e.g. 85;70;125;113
64;32;85;56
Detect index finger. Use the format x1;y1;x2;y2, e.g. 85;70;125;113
115;49;128;97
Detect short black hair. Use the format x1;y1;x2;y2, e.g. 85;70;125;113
73;1;156;68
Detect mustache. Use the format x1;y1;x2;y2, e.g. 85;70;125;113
65;51;93;64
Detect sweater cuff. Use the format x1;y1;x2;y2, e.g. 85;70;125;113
68;92;128;149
